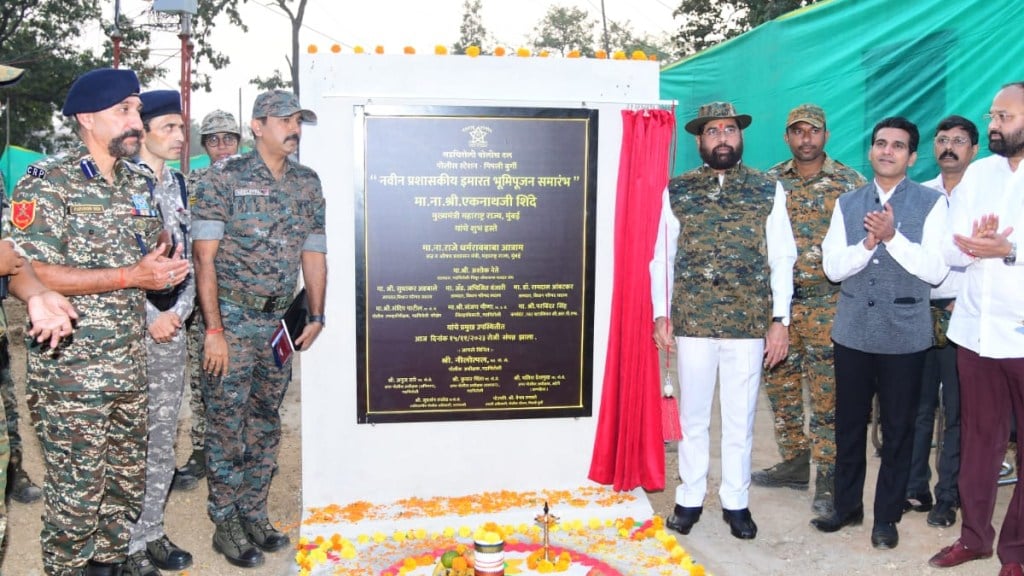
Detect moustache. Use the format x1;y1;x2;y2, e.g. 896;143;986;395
990;130;1003;140
939;151;958;160
118;129;143;141
714;145;734;154
286;134;300;144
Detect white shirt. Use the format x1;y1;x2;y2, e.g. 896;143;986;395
822;178;949;286
650;177;796;322
922;175;964;300
944;154;1024;358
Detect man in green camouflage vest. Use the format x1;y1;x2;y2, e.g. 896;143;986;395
652;101;796;541
9;67;190;576
753;104;866;517
192;90;326;569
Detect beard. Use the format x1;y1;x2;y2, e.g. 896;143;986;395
699;140;743;170
989;126;1024;158
108;129;143;158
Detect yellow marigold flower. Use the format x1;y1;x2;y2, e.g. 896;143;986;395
393;530;407;542
372;531;386;542
588;518;602;529
307;44;318;54
375;45;385;54
402;557;418;570
403;46;415;54
670;544;685;559
294;550;307;564
357;534;370;544
331;44;341;53
443;526;455;538
340;546;356;559
516;47;530;57
631;50;647;60
313;535;325;545
354;45;365;54
691;564;706;576
435;45;448;55
494;46;507;56
466;46;481;57
458;525;472;538
413;527;426;539
537;559;555;573
539;50;550;57
595;49;607;59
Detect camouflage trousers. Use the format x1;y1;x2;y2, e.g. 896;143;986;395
185;310;206;452
0;383;8;551
204;301;292;524
128;329;188;553
0;336;24;451
0;336;11;548
29;389;147;576
762;297;837;471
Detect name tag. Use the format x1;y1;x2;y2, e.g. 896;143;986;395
68;204;105;215
234;188;270;197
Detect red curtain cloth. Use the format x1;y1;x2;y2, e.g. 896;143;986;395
589;108;676;492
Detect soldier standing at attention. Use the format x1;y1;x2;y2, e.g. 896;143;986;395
9;68;189;576
0;62;79;554
192;90;326;569
173;110;241;493
651;101;796;541
754;104;866;517
121;89;196;576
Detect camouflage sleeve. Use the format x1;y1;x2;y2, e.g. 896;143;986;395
9;171;68;265
302;172;327;254
191;166;228;241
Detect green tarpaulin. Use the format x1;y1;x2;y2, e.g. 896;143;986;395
660;0;1024;181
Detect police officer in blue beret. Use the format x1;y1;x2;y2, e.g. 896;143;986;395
9;68;190;576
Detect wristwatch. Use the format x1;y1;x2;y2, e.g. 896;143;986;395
307;314;326;326
772;316;790;327
1005;242;1018;266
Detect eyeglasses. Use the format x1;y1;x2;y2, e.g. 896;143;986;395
702;125;739;139
984;112;1017;124
206;134;239;147
934;136;971;147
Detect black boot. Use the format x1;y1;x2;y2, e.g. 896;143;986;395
171;448;205;492
7;448;42;504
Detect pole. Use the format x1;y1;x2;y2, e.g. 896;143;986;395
599;0;610;55
112;0;123;68
179;13;193;173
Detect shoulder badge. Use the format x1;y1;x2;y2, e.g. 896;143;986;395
11;199;37;230
24;153;69;180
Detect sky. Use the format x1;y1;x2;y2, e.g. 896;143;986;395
102;0;679;125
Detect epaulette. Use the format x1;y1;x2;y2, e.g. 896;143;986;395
23;153;69;180
123;158;156;179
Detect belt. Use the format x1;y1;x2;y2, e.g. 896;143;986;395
218;287;291;313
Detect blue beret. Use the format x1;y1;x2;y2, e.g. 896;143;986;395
62;68;141;117
140;90;182;121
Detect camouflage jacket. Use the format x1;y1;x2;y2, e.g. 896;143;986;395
10;145;162;392
767;155;865;298
190;150;326;298
665;163;793;338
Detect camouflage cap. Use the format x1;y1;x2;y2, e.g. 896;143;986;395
786;104;826;129
684;101;753;135
199;110;240;135
0;64;25;87
251;89;316;122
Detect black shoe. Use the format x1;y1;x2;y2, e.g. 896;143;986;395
123;551;161;576
242;518;291;553
871;521;899;549
665;504;703;535
172;449;205;492
6;449;43;504
903;492;933;513
146;535;193;571
722;508;757;539
85;560;125;576
810;506;864;533
812;469;835;517
927;500;958;527
213;517;265;568
750;451;810;489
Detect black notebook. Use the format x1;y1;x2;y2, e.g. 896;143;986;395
270;288;307;368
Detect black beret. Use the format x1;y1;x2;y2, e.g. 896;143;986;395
62;68;141;117
140;89;182;121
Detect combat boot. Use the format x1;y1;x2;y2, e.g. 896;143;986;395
171;448;205;492
242;518;291;552
751;450;809;489
6;448;42;503
213;516;264;569
812;468;835;516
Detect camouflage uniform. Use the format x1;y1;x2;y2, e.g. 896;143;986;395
184;168;209;456
0;179;8;546
191;149;326;525
127;162;195;552
11;146;160;575
763;156;866;472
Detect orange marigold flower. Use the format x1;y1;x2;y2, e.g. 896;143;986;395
649;54;659;61
403;46;415;54
494;46;506;56
331;44;341;53
516;47;530;57
307;44;318;54
567;50;581;58
452;556;469;571
375;45;385;54
539;50;550;57
594;49;607;59
466;46;481;57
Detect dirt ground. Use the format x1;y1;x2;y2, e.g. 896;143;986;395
0;297;1016;575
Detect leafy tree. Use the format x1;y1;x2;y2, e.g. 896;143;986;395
452;0;489;55
1;0;161;152
606;20;673;62
671;0;819;58
531;5;596;57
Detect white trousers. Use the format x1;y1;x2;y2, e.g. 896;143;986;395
674;336;763;511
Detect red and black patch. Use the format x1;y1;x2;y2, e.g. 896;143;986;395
11;199;36;230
